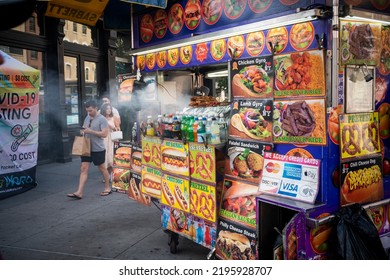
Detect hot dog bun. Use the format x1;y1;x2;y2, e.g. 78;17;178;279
223;183;260;199
174;185;189;210
162;181;175;206
341;165;383;204
131;151;142;173
161;148;189;173
142;173;161;197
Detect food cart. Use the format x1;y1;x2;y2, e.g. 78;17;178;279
117;0;390;259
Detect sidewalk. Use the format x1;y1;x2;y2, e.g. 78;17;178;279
0;158;210;260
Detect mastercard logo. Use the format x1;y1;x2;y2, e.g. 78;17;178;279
265;162;280;174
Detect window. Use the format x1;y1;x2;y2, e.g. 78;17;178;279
73;22;77;32
66;64;72;79
28;17;36;33
9;47;23;55
30;50;38;60
82;25;87;35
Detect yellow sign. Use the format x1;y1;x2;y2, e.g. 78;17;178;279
339;113;380;160
45;0;109;26
190;181;216;222
161;174;190;213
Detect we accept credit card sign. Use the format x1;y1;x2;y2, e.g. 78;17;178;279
259;152;320;204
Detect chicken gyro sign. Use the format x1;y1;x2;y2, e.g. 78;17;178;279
259;152;320;204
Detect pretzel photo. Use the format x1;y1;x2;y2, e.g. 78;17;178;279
362;123;379;152
173;185;189;210
199;192;214;219
342;124;361;155
190;189;198;214
196;153;213;179
152;144;161;166
162;181;175;206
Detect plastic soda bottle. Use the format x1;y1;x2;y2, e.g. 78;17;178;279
146;116;155;136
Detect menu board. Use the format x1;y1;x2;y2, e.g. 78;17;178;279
215;218;257;260
190;180;217;222
113;141;132;169
161;205;191;239
340;20;381;66
273;98;326;145
128;172;151;206
112;167;130;193
339;113;380;160
274;50;326;98
230;56;274;99
219;179;260;228
161;140;189;177
229;99;273;142
161;174;190;213
259;152;320;204
340;154;383;206
189;143;216;184
224;139;272;185
130;144;142;174
141;165;162;199
190;216;217;249
142;136;161;169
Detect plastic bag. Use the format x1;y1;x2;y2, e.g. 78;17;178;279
334;203;387;260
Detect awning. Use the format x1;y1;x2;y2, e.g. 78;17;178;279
43;0;167;28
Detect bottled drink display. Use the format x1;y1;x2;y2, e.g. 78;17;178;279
146;116;155;136
141;110;228;145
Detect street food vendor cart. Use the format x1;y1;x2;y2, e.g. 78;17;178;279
120;0;390;259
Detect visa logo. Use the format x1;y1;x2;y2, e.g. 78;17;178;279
282;182;298;192
278;181;298;197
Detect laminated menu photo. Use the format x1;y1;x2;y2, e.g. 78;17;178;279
224;139;273;185
230;55;274;99
229;99;273;142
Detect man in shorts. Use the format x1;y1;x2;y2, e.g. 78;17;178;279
67;100;112;199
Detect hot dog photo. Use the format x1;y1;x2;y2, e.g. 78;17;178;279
161;174;190;212
141;166;162;199
230;56;273;99
340;155;384;206
161;140;189;176
131;150;142;174
128;172;151;206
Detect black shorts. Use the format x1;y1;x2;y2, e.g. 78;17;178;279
81;150;106;166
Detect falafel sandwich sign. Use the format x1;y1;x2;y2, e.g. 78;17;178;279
0;51;40;199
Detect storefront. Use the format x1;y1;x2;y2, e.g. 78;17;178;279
0;2;131;164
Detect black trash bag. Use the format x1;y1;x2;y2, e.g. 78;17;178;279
334;203;387;260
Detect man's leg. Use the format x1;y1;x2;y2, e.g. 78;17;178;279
74;161;90;197
98;163;111;193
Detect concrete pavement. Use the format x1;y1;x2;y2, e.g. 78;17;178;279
0;158;210;260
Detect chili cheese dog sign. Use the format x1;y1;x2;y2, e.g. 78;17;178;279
161;140;189;177
340;155;383;206
339;113;380;160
